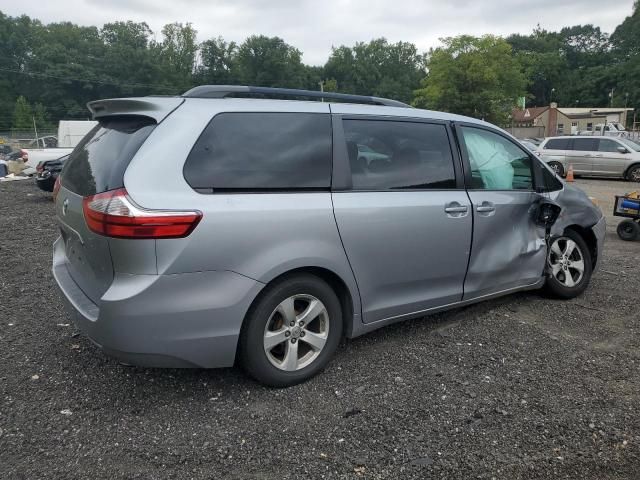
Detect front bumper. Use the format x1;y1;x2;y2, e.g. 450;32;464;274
591;215;606;272
52;237;264;368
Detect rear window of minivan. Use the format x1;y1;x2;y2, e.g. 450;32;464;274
183;112;332;192
62;116;156;197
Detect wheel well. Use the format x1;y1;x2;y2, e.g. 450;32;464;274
623;162;640;179
245;267;355;340
565;225;598;268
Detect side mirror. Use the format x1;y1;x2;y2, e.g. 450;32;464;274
534;201;562;227
617;146;629;154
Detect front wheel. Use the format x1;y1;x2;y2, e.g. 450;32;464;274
239;274;343;387
544;230;593;299
626;165;640;182
547;161;565;177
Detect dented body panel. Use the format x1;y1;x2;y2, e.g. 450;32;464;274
463;191;547;300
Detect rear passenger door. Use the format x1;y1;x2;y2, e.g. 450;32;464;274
331;114;472;324
566;138;597;174
456;124;547;300
592;138;628;177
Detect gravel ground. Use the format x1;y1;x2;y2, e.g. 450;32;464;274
1;179;639;480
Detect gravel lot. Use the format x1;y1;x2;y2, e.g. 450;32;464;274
1;179;639;479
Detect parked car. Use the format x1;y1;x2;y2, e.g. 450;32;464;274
523;137;543;146
36;154;68;192
519;140;539;152
0;144;13;159
52;86;605;386
21;147;74;171
537;135;640;181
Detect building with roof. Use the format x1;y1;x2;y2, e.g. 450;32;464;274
510;104;634;137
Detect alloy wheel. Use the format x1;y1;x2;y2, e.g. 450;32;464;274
548;237;585;288
549;162;563;175
263;294;330;371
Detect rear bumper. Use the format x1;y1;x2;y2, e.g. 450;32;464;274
36;173;56;192
52;237;264;368
591;215;606;272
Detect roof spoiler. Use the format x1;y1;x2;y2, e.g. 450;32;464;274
87;97;184;123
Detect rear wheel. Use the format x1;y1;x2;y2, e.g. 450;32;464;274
239;274;342;387
617;219;640;241
544;230;593;299
626;165;640;182
547;161;564;177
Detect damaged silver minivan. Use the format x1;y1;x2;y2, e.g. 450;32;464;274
52;86;605;386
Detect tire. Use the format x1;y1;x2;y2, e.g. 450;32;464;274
617;219;640;241
239;274;343;387
626;165;640;182
544;230;593;299
547;161;564;177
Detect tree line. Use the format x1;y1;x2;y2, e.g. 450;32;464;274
1;2;638;132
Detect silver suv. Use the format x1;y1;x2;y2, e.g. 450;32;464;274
53;86;606;386
538;135;640;181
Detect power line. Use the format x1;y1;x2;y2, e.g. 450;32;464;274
0;66;179;92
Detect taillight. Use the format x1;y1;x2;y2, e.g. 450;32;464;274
52;176;61;201
82;188;202;239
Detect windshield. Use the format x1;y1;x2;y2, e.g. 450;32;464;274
619;138;640;152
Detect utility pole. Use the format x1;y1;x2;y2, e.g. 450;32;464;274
609;87;615;107
318;81;324;102
32;116;39;148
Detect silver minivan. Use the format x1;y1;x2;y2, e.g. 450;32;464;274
538;135;640;181
53;86;606;386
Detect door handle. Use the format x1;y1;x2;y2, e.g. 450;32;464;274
444;202;468;218
476;201;496;214
444;206;468;213
476;205;495;213
594;154;603;157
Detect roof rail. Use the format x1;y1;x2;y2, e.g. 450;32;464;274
182;85;411;108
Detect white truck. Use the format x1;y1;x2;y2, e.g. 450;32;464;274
578;122;626;137
21;120;97;171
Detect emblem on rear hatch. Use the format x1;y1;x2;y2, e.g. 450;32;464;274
62;198;69;216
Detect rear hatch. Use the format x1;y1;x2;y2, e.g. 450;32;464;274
56;116;156;303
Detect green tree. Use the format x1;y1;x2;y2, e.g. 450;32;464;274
413;35;526;124
33;102;53;131
507;27;567;106
610;1;640;58
100;21;160;97
610;2;640;118
196;37;237;85
322;78;338;93
153;22;198;93
235;35;306;88
324;38;424;103
12;95;33;133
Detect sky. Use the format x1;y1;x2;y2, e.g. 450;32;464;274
0;0;635;65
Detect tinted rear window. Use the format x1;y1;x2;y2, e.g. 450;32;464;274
183;113;332;192
62;116;156;196
572;138;598;152
343;120;456;190
544;138;570;150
